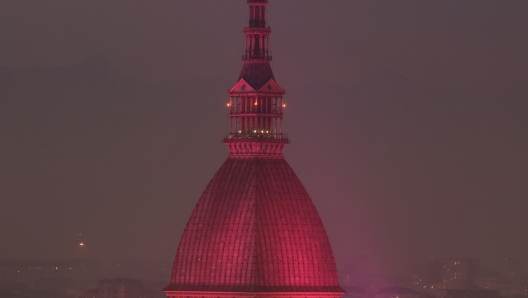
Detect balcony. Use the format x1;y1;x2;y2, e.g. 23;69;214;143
223;132;289;144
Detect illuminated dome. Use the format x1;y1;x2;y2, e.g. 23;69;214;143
166;158;341;293
165;1;343;297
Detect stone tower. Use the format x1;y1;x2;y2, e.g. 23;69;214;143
165;1;343;298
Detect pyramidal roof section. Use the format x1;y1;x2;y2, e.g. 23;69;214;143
257;78;285;94
229;78;285;94
238;62;275;91
228;78;256;93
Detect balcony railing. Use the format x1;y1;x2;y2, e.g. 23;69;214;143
242;54;272;61
223;132;289;143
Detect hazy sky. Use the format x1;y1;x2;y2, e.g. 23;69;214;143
1;0;527;274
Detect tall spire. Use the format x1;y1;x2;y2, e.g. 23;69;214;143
244;0;271;59
239;0;273;87
247;0;268;28
224;0;288;158
165;2;344;297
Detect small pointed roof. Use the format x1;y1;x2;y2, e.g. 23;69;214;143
229;78;285;95
235;0;278;91
257;78;285;94
228;78;256;93
238;62;275;91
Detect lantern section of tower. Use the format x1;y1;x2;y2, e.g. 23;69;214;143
224;0;289;158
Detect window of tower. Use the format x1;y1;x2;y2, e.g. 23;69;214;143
253;35;260;56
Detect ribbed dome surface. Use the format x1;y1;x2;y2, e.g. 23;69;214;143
166;157;341;293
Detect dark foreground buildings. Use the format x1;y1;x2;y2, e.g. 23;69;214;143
164;1;344;298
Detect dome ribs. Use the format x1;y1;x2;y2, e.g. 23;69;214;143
167;158;343;294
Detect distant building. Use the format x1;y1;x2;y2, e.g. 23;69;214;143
440;259;479;289
437;289;501;298
499;258;523;280
343;286;370;298
497;275;528;297
107;260;171;284
87;278;154;298
411;261;442;291
341;256;370;287
369;275;413;292
376;287;418;298
474;274;499;290
0;259;84;288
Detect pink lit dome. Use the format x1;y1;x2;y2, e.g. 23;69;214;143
165;1;343;297
166;158;342;293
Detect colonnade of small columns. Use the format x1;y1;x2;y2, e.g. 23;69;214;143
244;32;271;60
245;1;270;60
226;142;285;156
249;2;267;27
228;95;285;138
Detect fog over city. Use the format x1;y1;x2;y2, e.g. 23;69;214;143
1;0;527;278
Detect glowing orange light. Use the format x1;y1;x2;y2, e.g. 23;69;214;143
282;104;286;107
79;242;84;246
227;103;231;107
254;101;258;106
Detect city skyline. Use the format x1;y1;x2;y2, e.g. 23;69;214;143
0;0;527;275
